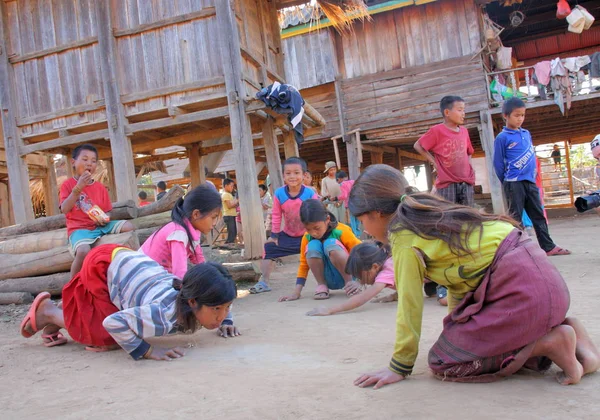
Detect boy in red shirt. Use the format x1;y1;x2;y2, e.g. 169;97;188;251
414;96;475;207
137;190;151;207
60;144;134;278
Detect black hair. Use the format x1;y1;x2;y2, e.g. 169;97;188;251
152;184;222;254
336;170;348;180
223;178;235;187
157;181;167;191
72;144;98;160
345;241;391;283
259;184;268;192
300;199;332;224
283;156;307;172
138;190;147;200
440;96;464;117
502;97;526;116
173;262;237;333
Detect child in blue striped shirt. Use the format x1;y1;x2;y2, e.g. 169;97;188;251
20;245;239;360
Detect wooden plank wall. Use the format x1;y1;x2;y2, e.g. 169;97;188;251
282;29;336;90
301;82;340;142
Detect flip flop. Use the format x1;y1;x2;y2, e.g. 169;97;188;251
42;331;68;347
249;281;272;294
546;246;572;256
314;284;330;300
20;292;51;338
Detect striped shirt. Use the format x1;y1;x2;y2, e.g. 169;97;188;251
102;250;232;360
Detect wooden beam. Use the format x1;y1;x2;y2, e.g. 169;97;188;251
370;151;384;165
127;106;230;134
480;110;506;214
262;118;284;191
189;144;202;189
0;181;10;227
121;76;225;103
114;7;216;37
104;159;117;202
283;131;299;159
95;0;137;201
131;127;231;154
360;143;397;155
16;101;105;126
332;137;341;169
20;129;110;155
216;0;265;259
397;149;427;162
395;148;404;173
0;2;34;222
42;156;59;216
9;36;98;64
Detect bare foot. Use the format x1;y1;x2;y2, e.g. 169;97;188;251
85;344;120;352
536;325;583;385
22;298;57;336
563;317;600;375
372;292;398;303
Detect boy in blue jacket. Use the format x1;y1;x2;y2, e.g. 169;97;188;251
493;97;570;256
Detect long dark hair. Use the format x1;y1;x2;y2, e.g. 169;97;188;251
300;199;333;224
345;241;391;283
173;262;237;332
152;184;221;253
348;164;519;256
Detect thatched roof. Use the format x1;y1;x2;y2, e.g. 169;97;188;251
278;0;371;34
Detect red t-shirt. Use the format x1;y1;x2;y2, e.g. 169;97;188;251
418;124;475;188
139;201;151;207
59;178;112;236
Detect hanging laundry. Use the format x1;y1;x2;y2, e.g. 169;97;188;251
256;82;306;147
563;56;591;73
590;52;600;78
533;61;552;85
550;58;571;115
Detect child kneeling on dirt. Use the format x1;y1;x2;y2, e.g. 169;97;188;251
279;199;361;302
59;144;134;281
306;240;397;316
20;245;238;358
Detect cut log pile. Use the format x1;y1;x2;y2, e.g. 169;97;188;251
0;185;259;304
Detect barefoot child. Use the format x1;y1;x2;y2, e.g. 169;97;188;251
349;164;599;389
221;178;238;245
59;144;134;280
250;157;318;294
20;245;239;358
279;199;361;301
306;241;396;315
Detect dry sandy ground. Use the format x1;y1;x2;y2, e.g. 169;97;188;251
2;215;600;420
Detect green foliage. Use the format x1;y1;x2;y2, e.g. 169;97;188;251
570;145;596;169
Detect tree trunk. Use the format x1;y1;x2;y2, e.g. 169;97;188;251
0;292;34;305
131;212;171;229
0;231;140;280
107;200;138;220
137;227;160;246
137;185;184;218
0;272;70;296
222;262;260;282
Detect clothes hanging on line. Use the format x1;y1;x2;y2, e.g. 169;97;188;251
256;82;306;146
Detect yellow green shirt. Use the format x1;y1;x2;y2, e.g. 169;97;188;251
221;192;237;217
388;221;515;376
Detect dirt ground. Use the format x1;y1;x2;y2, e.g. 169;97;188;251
2;215;600;419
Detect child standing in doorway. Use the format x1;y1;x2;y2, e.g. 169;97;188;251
279;199;361;301
59;144;134;280
321;161;346;223
250;157;318;294
493;97;570;256
221;178;238;245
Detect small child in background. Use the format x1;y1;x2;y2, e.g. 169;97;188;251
335;171;362;237
250;157;318;294
306;241;396;316
259;184;273;237
156;181;167;201
279;199;361;301
221;178;239;245
138;191;151;207
59;144;134;280
20;245;239;357
303;171;317;193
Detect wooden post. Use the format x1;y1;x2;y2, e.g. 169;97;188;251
332;137;341;169
395;148;404;173
564;140;574;207
424;163;434;191
189;143;202;188
0;3;34;223
94;1;137;202
480;110;506;214
42;156;59;216
335;78;360;180
370;151;383;165
104;159;117;202
262;118;283;191
199;154;207;185
0;181;10;227
216;0;265;259
65;153;74;178
283;131;299;159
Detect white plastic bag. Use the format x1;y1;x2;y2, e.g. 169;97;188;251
567;8;585;34
576;5;595;30
497;46;513;70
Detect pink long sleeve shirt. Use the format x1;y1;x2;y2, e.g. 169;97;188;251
337;180;355;208
140;219;204;279
271;185;318;239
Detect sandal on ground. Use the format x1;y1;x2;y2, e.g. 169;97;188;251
249;281;272;294
20;292;51;338
42;331;68;347
546;246;571;256
314;284;330;300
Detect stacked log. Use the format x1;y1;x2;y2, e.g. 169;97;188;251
0;185;259;302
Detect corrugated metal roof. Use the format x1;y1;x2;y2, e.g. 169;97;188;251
513;26;600;61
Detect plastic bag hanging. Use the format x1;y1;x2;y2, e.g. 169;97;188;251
556;0;571;19
576;5;595;30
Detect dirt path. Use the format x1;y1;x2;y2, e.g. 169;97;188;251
2;215;600;419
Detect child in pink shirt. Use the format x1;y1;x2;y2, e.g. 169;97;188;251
306;241;396;315
335;171;361;237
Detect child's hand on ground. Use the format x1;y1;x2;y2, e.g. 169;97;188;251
218;325;241;338
344;281;361;297
354;368;406;390
278;293;300;302
306;306;331;316
144;346;186;361
371;292;398;303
